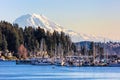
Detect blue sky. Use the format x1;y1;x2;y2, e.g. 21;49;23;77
0;0;120;41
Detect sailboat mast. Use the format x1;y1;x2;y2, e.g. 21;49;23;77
93;42;96;65
54;44;57;60
104;39;106;61
78;43;81;66
85;42;88;60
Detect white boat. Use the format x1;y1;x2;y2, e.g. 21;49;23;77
54;43;65;66
65;56;83;67
54;57;65;66
31;38;52;65
31;57;52;65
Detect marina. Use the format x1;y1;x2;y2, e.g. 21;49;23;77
15;55;120;67
0;0;120;80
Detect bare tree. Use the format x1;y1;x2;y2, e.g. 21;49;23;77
18;44;27;59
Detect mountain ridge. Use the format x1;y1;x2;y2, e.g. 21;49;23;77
14;13;110;42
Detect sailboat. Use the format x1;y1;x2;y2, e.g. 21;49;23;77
54;43;65;66
108;45;120;67
99;40;108;66
72;44;83;67
31;38;52;65
64;43;83;67
82;42;91;66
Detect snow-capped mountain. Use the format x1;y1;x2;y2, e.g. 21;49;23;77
14;13;64;32
14;13;108;42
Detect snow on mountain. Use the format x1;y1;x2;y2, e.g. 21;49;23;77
14;13;108;42
14;13;64;32
65;30;108;42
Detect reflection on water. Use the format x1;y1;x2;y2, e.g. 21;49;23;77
0;61;120;80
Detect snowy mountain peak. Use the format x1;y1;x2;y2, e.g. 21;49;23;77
14;13;64;33
14;13;109;42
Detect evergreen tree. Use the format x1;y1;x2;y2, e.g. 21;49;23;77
0;21;74;58
2;35;8;51
89;42;94;56
0;31;2;50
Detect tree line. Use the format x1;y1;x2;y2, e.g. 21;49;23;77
0;21;76;58
76;41;105;58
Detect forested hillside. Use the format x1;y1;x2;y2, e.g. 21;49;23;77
0;21;75;58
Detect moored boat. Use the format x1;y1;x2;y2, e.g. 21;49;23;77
31;57;52;65
16;59;31;64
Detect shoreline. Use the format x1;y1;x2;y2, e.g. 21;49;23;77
1;60;120;67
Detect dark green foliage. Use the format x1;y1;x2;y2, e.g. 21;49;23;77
0;21;74;57
0;31;2;50
24;27;36;51
1;35;8;51
89;42;94;56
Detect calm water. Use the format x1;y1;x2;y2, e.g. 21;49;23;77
0;61;120;80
